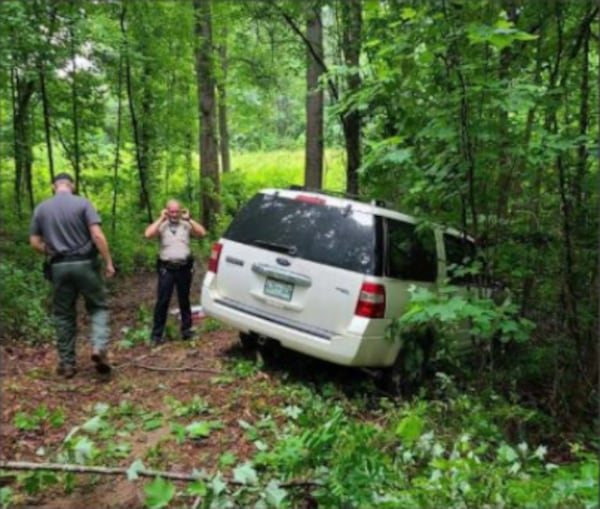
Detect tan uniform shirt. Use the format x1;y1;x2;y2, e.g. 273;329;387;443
158;221;192;262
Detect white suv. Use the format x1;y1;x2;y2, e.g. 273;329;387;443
201;187;476;380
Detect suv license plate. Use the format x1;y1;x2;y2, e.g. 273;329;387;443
264;277;293;301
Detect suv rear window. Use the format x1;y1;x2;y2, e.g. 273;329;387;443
224;193;382;274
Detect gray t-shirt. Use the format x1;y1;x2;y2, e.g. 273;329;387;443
29;191;101;256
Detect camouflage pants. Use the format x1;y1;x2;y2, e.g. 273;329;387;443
51;259;109;368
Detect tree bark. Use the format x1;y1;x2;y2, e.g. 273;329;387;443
304;5;324;190
111;10;125;237
68;18;81;188
34;0;58;184
194;0;220;229
339;0;362;196
11;67;35;219
10;67;22;218
38;66;54;184
217;37;231;173
121;7;153;223
495;0;519;224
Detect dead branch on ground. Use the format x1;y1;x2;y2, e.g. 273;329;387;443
0;460;320;489
131;363;222;374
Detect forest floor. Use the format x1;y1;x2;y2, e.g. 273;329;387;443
0;271;368;508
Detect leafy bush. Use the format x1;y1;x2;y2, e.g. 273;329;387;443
252;385;598;508
0;259;54;343
395;285;535;344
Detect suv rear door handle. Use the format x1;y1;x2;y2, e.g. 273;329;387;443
251;263;312;287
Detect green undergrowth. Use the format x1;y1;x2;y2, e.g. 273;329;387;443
2;357;597;509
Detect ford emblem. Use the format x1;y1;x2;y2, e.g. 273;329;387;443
276;257;291;267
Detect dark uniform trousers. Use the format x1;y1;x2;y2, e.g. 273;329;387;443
151;260;193;342
51;258;108;367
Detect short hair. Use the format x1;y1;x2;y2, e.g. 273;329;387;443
53;172;74;184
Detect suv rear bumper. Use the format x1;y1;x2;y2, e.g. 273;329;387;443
201;284;399;367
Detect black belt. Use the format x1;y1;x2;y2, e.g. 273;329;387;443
159;258;193;271
52;253;96;264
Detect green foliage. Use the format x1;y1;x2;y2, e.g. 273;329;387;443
3;354;597;508
144;476;175;509
0;486;13;508
249;384;598;509
19;470;59;497
0;259;54;342
118;326;151;349
165;395;210;418
13;405;65;432
391;284;535;345
200;317;222;333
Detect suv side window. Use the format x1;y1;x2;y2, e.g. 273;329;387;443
443;234;476;285
387;220;437;282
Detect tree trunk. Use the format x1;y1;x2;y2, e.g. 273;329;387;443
194;0;220;229
38;66;55;184
25;107;35;211
304;5;324;190
217;38;231;173
494;0;519;223
121;7;153;223
111;12;125;237
339;0;362;196
10;68;22;218
69;20;81;187
140;61;154;205
11;67;35;219
185;131;194;204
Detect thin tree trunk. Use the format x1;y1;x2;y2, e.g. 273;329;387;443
457;66;477;237
440;1;477;236
140;61;154;205
556;145;581;351
340;0;362;196
574;21;590;214
11;68;35;218
520;23;544;318
111;13;125;237
38;66;54;183
217;36;231;173
120;7;153;223
185;131;194;204
194;0;220;229
25;107;35;211
10;67;22;218
305;5;324;190
495;0;519;223
69;19;81;187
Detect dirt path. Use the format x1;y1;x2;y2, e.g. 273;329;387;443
0;271;257;508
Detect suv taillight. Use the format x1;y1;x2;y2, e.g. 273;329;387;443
355;283;386;318
208;242;223;273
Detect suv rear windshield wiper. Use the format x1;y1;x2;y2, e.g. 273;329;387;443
253;239;297;256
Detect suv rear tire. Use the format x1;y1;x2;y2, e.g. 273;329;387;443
239;332;258;351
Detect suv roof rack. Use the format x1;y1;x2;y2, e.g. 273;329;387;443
286;185;390;208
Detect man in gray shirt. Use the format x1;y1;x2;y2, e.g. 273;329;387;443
29;173;115;379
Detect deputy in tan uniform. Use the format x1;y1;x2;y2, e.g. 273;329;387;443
145;199;206;346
